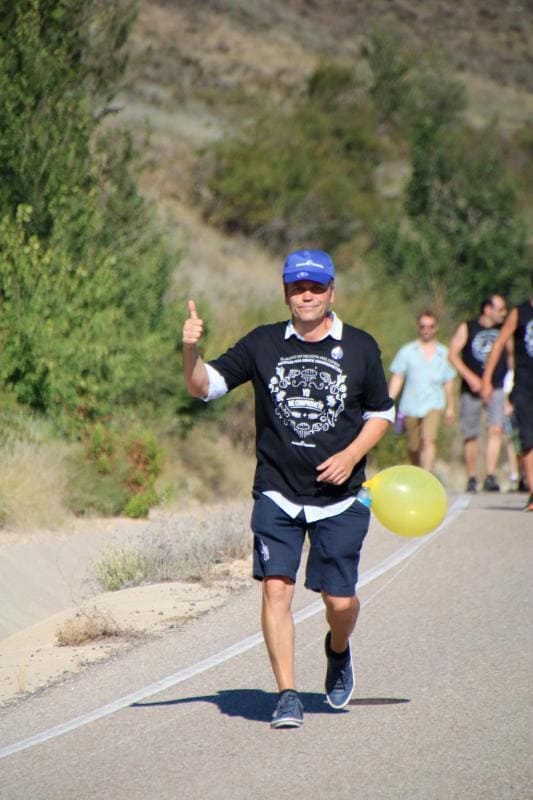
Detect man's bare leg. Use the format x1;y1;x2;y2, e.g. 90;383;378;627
464;437;478;478
420;437;437;472
486;425;503;476
322;593;359;653
261;576;296;691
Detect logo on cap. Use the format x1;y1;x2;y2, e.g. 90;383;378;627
296;259;325;270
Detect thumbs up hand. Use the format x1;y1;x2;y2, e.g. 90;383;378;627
183;299;204;346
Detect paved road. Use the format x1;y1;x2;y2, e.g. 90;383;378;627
0;492;531;800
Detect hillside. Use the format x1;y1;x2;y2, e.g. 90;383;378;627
113;0;532;318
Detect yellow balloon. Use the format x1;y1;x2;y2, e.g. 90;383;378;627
364;465;447;537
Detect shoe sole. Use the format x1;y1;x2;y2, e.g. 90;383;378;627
271;718;303;729
325;661;355;710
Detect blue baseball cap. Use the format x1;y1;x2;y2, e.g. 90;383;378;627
282;249;335;285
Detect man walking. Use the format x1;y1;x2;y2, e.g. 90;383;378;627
183;249;394;728
388;311;456;473
448;295;510;493
481;281;533;512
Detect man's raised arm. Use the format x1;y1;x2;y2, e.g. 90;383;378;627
182;300;209;398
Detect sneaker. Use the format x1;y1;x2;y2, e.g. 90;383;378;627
325;631;355;710
518;478;529;493
483;474;500;492
466;477;477;493
270;690;303;728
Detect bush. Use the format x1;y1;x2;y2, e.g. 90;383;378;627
66;423;163;518
56;609;122;646
200;61;382;252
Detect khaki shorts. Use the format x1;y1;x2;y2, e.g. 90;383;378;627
404;409;441;452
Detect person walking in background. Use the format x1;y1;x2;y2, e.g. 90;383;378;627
183;249;394;728
448;294;510;493
481;281;533;512
388;311;456;473
502;369;523;491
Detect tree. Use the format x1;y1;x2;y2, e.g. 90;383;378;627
376;126;527;316
364;29;466;133
0;0;190;427
0;0;135;240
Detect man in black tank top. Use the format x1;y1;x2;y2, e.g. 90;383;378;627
482;273;533;512
449;295;510;493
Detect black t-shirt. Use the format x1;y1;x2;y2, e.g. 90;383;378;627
208;321;393;505
460;319;507;394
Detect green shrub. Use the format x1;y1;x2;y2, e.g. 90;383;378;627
200;61;382;252
66;423;163;517
123;488;159;519
92;546;145;591
376;127;528;317
66;453;131;517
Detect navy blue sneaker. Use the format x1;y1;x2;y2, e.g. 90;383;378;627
271;690;304;728
325;631;354;709
483;474;500;492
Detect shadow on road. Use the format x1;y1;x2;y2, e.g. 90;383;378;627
131;689;409;722
474;505;528;512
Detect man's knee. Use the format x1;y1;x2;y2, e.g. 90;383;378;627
262;576;294;605
322;593;358;616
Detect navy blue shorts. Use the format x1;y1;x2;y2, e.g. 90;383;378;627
251;493;370;597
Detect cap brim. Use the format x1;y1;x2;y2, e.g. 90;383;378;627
283;270;333;285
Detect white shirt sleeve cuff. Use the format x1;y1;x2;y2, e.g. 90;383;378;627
363;407;396;423
203;363;229;401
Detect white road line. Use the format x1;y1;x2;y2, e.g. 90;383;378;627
0;495;470;760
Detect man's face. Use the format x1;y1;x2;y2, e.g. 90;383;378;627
486;296;507;326
417;315;437;342
284;280;335;324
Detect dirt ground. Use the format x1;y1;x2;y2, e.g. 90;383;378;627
0;513;254;707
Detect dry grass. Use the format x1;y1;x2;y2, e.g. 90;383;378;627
166;203;285;335
0;432;72;530
92;500;253;591
56;608;124;646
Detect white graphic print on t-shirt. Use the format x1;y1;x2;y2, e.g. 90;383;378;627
268;353;347;447
525;320;533;358
471;328;498;365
